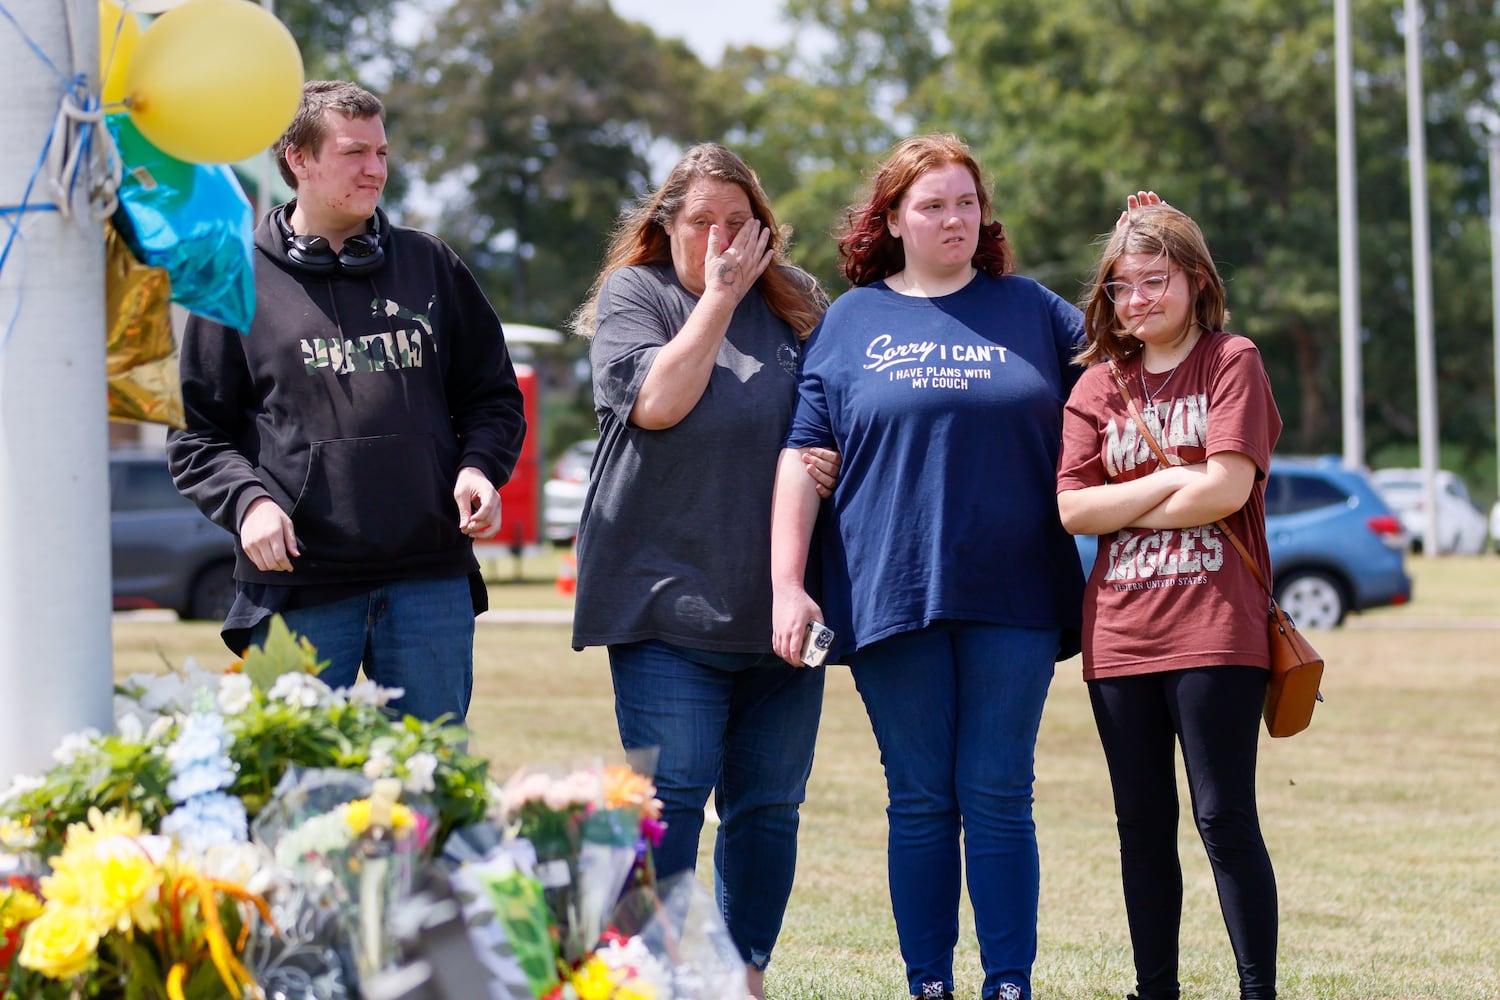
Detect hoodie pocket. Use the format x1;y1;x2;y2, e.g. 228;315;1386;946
290;435;457;563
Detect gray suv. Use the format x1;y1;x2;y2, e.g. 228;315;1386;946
110;450;236;620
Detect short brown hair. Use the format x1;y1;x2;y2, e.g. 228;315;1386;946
1074;203;1229;366
837;133;1014;288
571;142;825;340
273;80;384;189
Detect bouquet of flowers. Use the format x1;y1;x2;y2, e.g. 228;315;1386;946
253;769;435;986
0;617;489;861
0;807;271;1000
0;616;489;999
494;763;665;967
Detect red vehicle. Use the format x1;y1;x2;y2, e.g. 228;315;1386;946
489;362;541;552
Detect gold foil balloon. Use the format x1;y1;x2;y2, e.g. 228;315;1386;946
104;221;183;428
124;0;304;164
99;0;141;106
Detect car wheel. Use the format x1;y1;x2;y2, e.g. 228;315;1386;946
1275;571;1346;630
186;561;236;621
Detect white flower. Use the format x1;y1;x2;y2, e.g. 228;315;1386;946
114;697;159;734
196;840;271;886
267;672;333;708
403;752;438;795
116;713;144;744
0;773;44;808
52;728;103;765
363;753;394;780
274;809;357;867
338;679;402;708
146;716;174;742
216;673;254;714
137;672;191;713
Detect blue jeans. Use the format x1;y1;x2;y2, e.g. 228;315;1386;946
608;640;825;970
848;622;1058;1000
249;576;474;723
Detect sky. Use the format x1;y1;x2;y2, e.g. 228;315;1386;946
608;0;793;62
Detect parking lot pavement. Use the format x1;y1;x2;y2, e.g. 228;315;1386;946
477;608;574;625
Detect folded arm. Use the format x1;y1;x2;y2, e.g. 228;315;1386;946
1058;463;1203;536
1130;451;1258;529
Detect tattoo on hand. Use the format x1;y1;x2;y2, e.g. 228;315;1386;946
712;258;740;287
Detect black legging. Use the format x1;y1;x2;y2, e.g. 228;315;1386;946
1089;666;1278;1000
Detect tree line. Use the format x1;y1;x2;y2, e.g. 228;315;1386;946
285;0;1500;493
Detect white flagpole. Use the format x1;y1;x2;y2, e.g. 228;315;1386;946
1403;0;1441;554
1335;0;1364;469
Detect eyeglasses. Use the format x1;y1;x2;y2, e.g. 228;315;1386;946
1103;268;1179;303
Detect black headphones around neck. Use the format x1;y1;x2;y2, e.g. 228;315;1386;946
274;203;386;277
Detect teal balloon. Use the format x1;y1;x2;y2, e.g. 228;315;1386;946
107;112;255;332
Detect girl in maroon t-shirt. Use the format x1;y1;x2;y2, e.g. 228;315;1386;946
1056;198;1283;1000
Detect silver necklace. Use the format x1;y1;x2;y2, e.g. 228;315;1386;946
1140;357;1181;409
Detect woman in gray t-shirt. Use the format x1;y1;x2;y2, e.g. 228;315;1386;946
568;143;835;998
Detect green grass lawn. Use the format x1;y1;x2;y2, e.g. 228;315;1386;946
111;555;1500;999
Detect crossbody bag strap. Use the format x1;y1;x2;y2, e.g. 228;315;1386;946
1106;360;1273;599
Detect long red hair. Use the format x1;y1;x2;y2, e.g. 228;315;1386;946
837;133;1014;288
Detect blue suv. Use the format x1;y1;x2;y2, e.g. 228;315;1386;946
1075;456;1411;629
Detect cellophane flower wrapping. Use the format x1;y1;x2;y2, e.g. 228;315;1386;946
252;767;436;990
495;765;599;967
609;871;747;1000
443;828;559;1000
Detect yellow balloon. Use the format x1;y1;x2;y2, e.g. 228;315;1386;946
99;0;141;106
124;0;304;164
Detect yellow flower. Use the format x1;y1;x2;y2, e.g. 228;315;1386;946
569;956;619;1000
63;806;145;849
0;885;43;931
41;809;165;936
17;905;98;980
343;798;415;837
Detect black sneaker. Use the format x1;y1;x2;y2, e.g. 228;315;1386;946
915;984;953;1000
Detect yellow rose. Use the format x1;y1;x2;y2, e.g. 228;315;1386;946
0;886;44;932
17;905;98;980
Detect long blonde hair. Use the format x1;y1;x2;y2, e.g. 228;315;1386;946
1075;203;1228;366
570;143;825;339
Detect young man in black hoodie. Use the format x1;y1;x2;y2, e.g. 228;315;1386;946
167;81;526;723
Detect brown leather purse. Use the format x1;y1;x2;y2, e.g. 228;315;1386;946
1107;362;1324;737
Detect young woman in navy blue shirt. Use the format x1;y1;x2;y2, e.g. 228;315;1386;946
770;134;1086;1000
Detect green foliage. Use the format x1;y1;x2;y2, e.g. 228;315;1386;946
285;0;1498;487
727;0;947;290
935;0;1499;466
0;733;175;860
236;614;326;691
1;624;491;860
390;0;724;329
273;0;408;82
